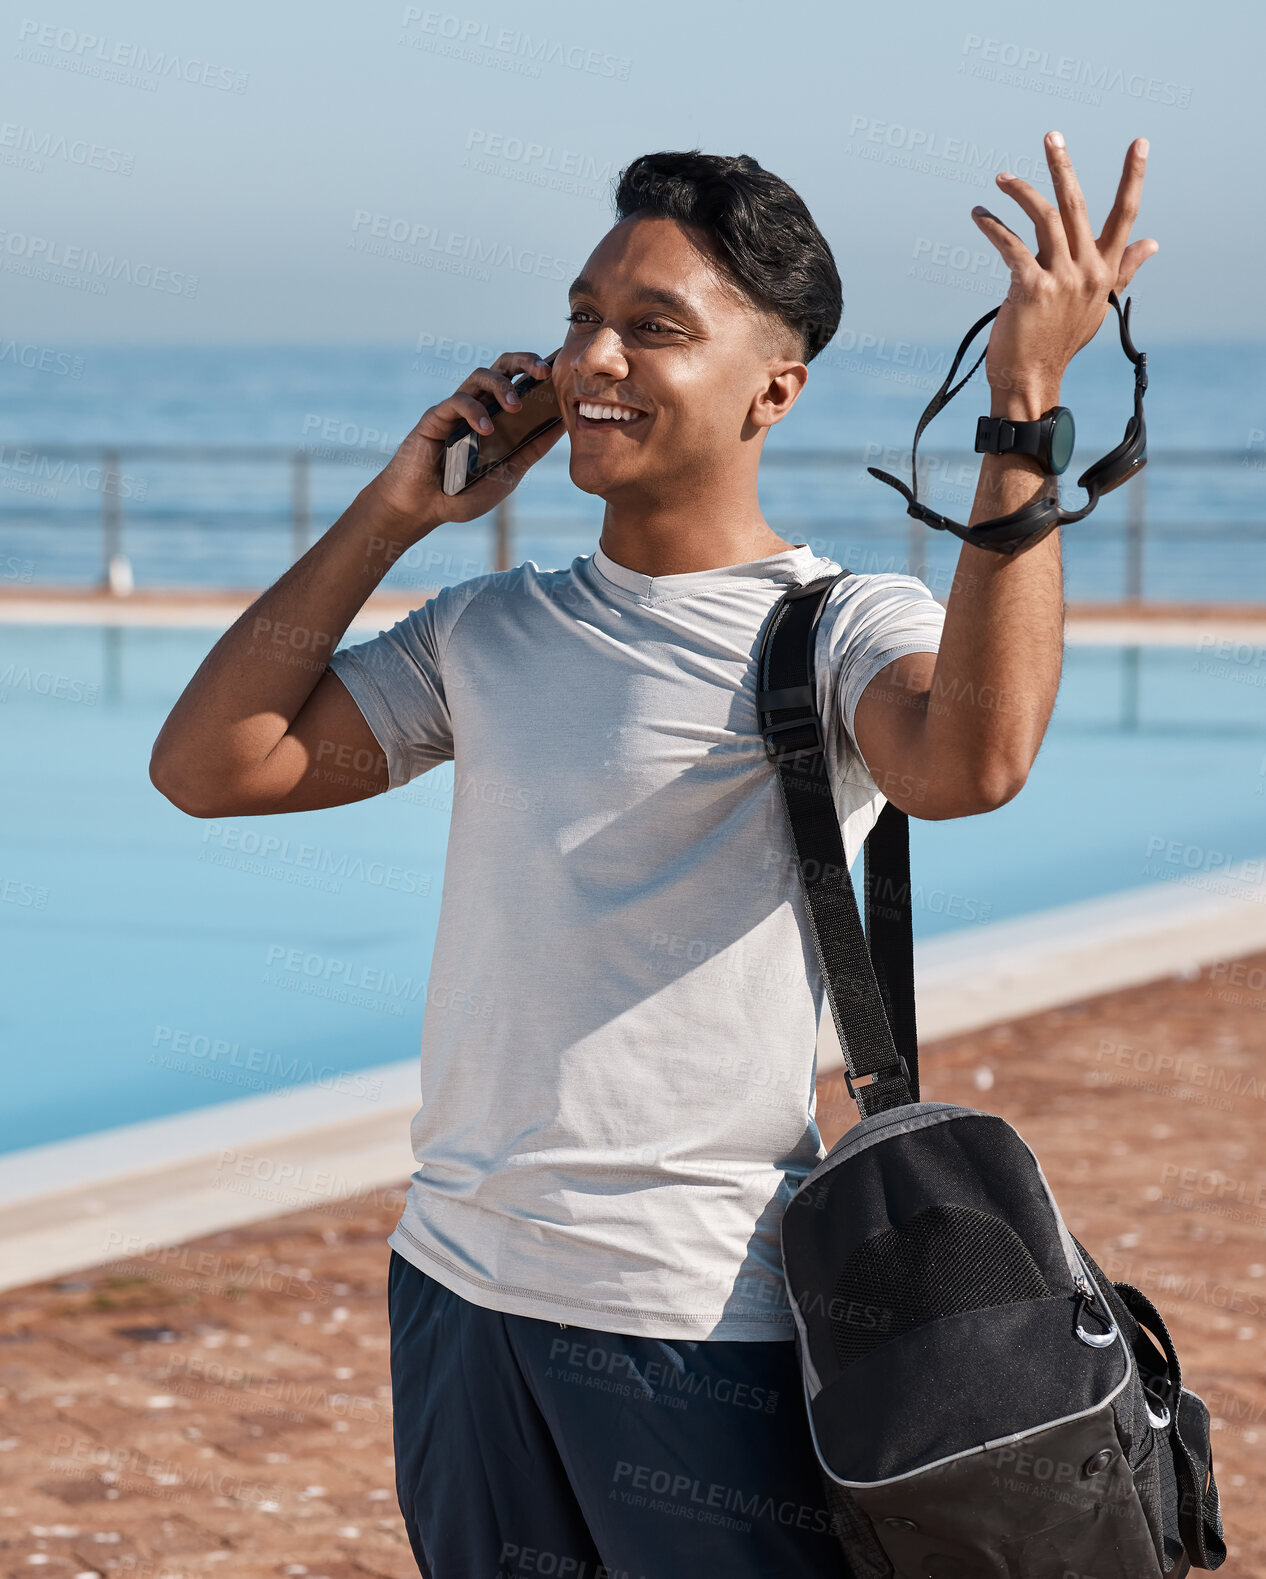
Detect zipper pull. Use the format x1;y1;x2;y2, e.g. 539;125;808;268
1073;1272;1117;1349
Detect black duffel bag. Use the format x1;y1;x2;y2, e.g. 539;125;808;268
757;571;1226;1579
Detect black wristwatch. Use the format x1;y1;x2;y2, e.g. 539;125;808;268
975;406;1076;475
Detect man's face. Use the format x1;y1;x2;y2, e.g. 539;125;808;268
553;215;804;503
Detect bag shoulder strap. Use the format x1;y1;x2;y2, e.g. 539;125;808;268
756;570;918;1119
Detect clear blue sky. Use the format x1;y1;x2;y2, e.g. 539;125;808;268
4;0;1257;346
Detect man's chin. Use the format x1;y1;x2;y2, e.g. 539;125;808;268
567;454;644;499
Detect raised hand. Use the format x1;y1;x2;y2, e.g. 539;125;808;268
970;131;1158;414
368;351;566;538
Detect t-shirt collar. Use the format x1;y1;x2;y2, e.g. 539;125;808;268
590;540;822;603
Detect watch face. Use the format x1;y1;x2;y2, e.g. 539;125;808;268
1050;408;1076;475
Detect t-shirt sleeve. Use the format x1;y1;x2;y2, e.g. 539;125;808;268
327;589;460;791
820;571;946;744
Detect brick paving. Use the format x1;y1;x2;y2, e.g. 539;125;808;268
2;952;1264;1577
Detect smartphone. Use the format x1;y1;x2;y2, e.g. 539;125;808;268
441;349;563;495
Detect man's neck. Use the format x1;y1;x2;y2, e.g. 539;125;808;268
596;497;799;578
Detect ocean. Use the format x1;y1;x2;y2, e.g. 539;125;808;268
0;337;1262;602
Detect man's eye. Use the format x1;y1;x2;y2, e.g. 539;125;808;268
564;310;679;334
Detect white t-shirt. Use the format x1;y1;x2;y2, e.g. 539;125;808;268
328;542;944;1338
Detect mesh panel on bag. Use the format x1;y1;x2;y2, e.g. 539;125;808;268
829;1203;1051;1368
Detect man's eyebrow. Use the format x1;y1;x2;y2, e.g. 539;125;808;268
566;275;700;320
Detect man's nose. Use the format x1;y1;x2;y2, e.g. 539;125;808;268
572;326;628;380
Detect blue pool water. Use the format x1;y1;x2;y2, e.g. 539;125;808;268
1;621;1263;1155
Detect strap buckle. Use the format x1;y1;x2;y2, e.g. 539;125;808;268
762;713;824;762
843;1055;911;1101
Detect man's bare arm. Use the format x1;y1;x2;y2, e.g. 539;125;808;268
151;495;419;818
854;132;1157;821
149;351;561;818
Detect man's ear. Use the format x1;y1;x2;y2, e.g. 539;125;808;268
750;359;809;430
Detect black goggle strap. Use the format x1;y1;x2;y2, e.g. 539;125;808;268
1105;292;1149;424
1068;292;1147;514
1111;289;1144;375
868;290;1144;549
1091;291;1148;434
867;303;1000;512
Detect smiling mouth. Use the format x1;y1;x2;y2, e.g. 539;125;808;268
574;399;649;431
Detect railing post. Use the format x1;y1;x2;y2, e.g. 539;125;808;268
1125;465;1146;604
1121;646;1140;731
494;496;513;574
291;451;311;565
101;447;132;594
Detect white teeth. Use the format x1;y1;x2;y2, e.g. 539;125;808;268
578;401;642;422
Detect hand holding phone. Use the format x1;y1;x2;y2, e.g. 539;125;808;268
443;349;563;495
366;350;565;538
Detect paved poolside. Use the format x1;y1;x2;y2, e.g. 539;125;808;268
1;951;1263;1576
3;857;1265;1296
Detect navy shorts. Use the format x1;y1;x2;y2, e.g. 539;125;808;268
387;1250;847;1578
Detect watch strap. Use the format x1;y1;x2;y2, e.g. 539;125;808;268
975;414;1048;461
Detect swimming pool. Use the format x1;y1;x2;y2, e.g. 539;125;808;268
2;621;1263;1153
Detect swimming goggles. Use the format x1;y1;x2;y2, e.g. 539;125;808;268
867;291;1147;555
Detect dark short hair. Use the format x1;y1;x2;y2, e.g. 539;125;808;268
612;150;842;363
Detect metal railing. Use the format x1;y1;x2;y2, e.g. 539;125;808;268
0;441;1260;603
0;442;524;591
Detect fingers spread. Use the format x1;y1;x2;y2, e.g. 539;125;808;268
1043;130;1097;261
1114;235;1159;295
971;205;1037;277
1098;138;1150;261
994;170;1067;268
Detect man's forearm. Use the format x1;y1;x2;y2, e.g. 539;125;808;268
856;389;1067;819
150;483;433;791
927;383;1067;800
855;133;1153;819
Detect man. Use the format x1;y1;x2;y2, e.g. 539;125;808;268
151;136;1155;1576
